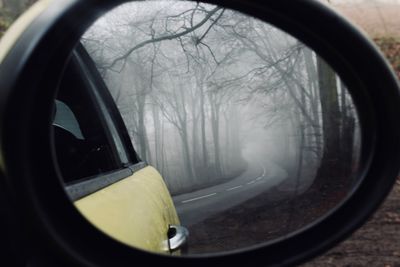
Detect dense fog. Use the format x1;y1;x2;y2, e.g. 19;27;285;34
82;0;360;196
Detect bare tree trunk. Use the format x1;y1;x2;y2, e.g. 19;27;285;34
177;86;197;183
180;127;196;184
231;105;242;162
160;115;166;174
226;105;242;168
3;0;29;17
223;108;230;173
318;58;341;169
303;49;323;158
209;93;222;177
286;106;306;232
152;103;162;168
339;81;356;181
311;57;349;205
200;84;208;169
190;88;201;177
137;94;149;161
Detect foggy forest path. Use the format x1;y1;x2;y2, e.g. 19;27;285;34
173;160;288;227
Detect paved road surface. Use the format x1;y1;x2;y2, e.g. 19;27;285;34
173;160;288;227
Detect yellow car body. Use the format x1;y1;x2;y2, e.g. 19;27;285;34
0;0;181;255
75;166;180;254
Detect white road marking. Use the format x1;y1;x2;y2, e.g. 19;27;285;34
226;185;243;191
181;193;217;204
255;167;267;181
180;166;267;204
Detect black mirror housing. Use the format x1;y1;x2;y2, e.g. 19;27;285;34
0;0;399;266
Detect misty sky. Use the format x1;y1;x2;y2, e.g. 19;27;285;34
82;0;361;197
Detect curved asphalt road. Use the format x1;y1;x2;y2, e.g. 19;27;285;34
173;160;288;227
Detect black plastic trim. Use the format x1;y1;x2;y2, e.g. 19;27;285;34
73;44;141;164
65;162;147;201
0;0;399;266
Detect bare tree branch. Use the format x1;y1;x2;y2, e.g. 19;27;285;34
104;6;223;70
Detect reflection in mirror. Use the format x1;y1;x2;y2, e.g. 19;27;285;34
53;0;361;256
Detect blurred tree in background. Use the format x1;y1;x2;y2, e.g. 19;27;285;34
327;0;400;79
0;0;37;38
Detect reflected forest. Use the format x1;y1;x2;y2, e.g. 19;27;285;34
82;1;360;202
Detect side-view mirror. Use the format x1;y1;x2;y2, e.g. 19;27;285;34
0;0;399;266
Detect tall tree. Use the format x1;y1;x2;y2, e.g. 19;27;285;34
310;57;355;203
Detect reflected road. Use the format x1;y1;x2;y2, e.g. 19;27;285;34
173;161;288;226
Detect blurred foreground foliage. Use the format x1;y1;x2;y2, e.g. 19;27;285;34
0;0;37;38
375;37;400;78
0;8;13;38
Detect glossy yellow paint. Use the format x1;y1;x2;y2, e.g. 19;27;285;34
74;166;180;254
0;0;52;63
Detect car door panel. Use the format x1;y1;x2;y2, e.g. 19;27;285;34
74;165;179;253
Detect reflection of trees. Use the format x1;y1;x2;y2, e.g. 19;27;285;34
83;1;358;194
311;57;357;200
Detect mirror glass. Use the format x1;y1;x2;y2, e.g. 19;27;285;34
53;0;361;256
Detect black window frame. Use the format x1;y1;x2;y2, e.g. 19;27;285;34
75;44;140;164
56;44;146;201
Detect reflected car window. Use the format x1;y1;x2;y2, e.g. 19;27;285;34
54;100;85;140
53;56;123;183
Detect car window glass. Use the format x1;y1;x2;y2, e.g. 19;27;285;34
53;57;124;184
54;100;84;140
